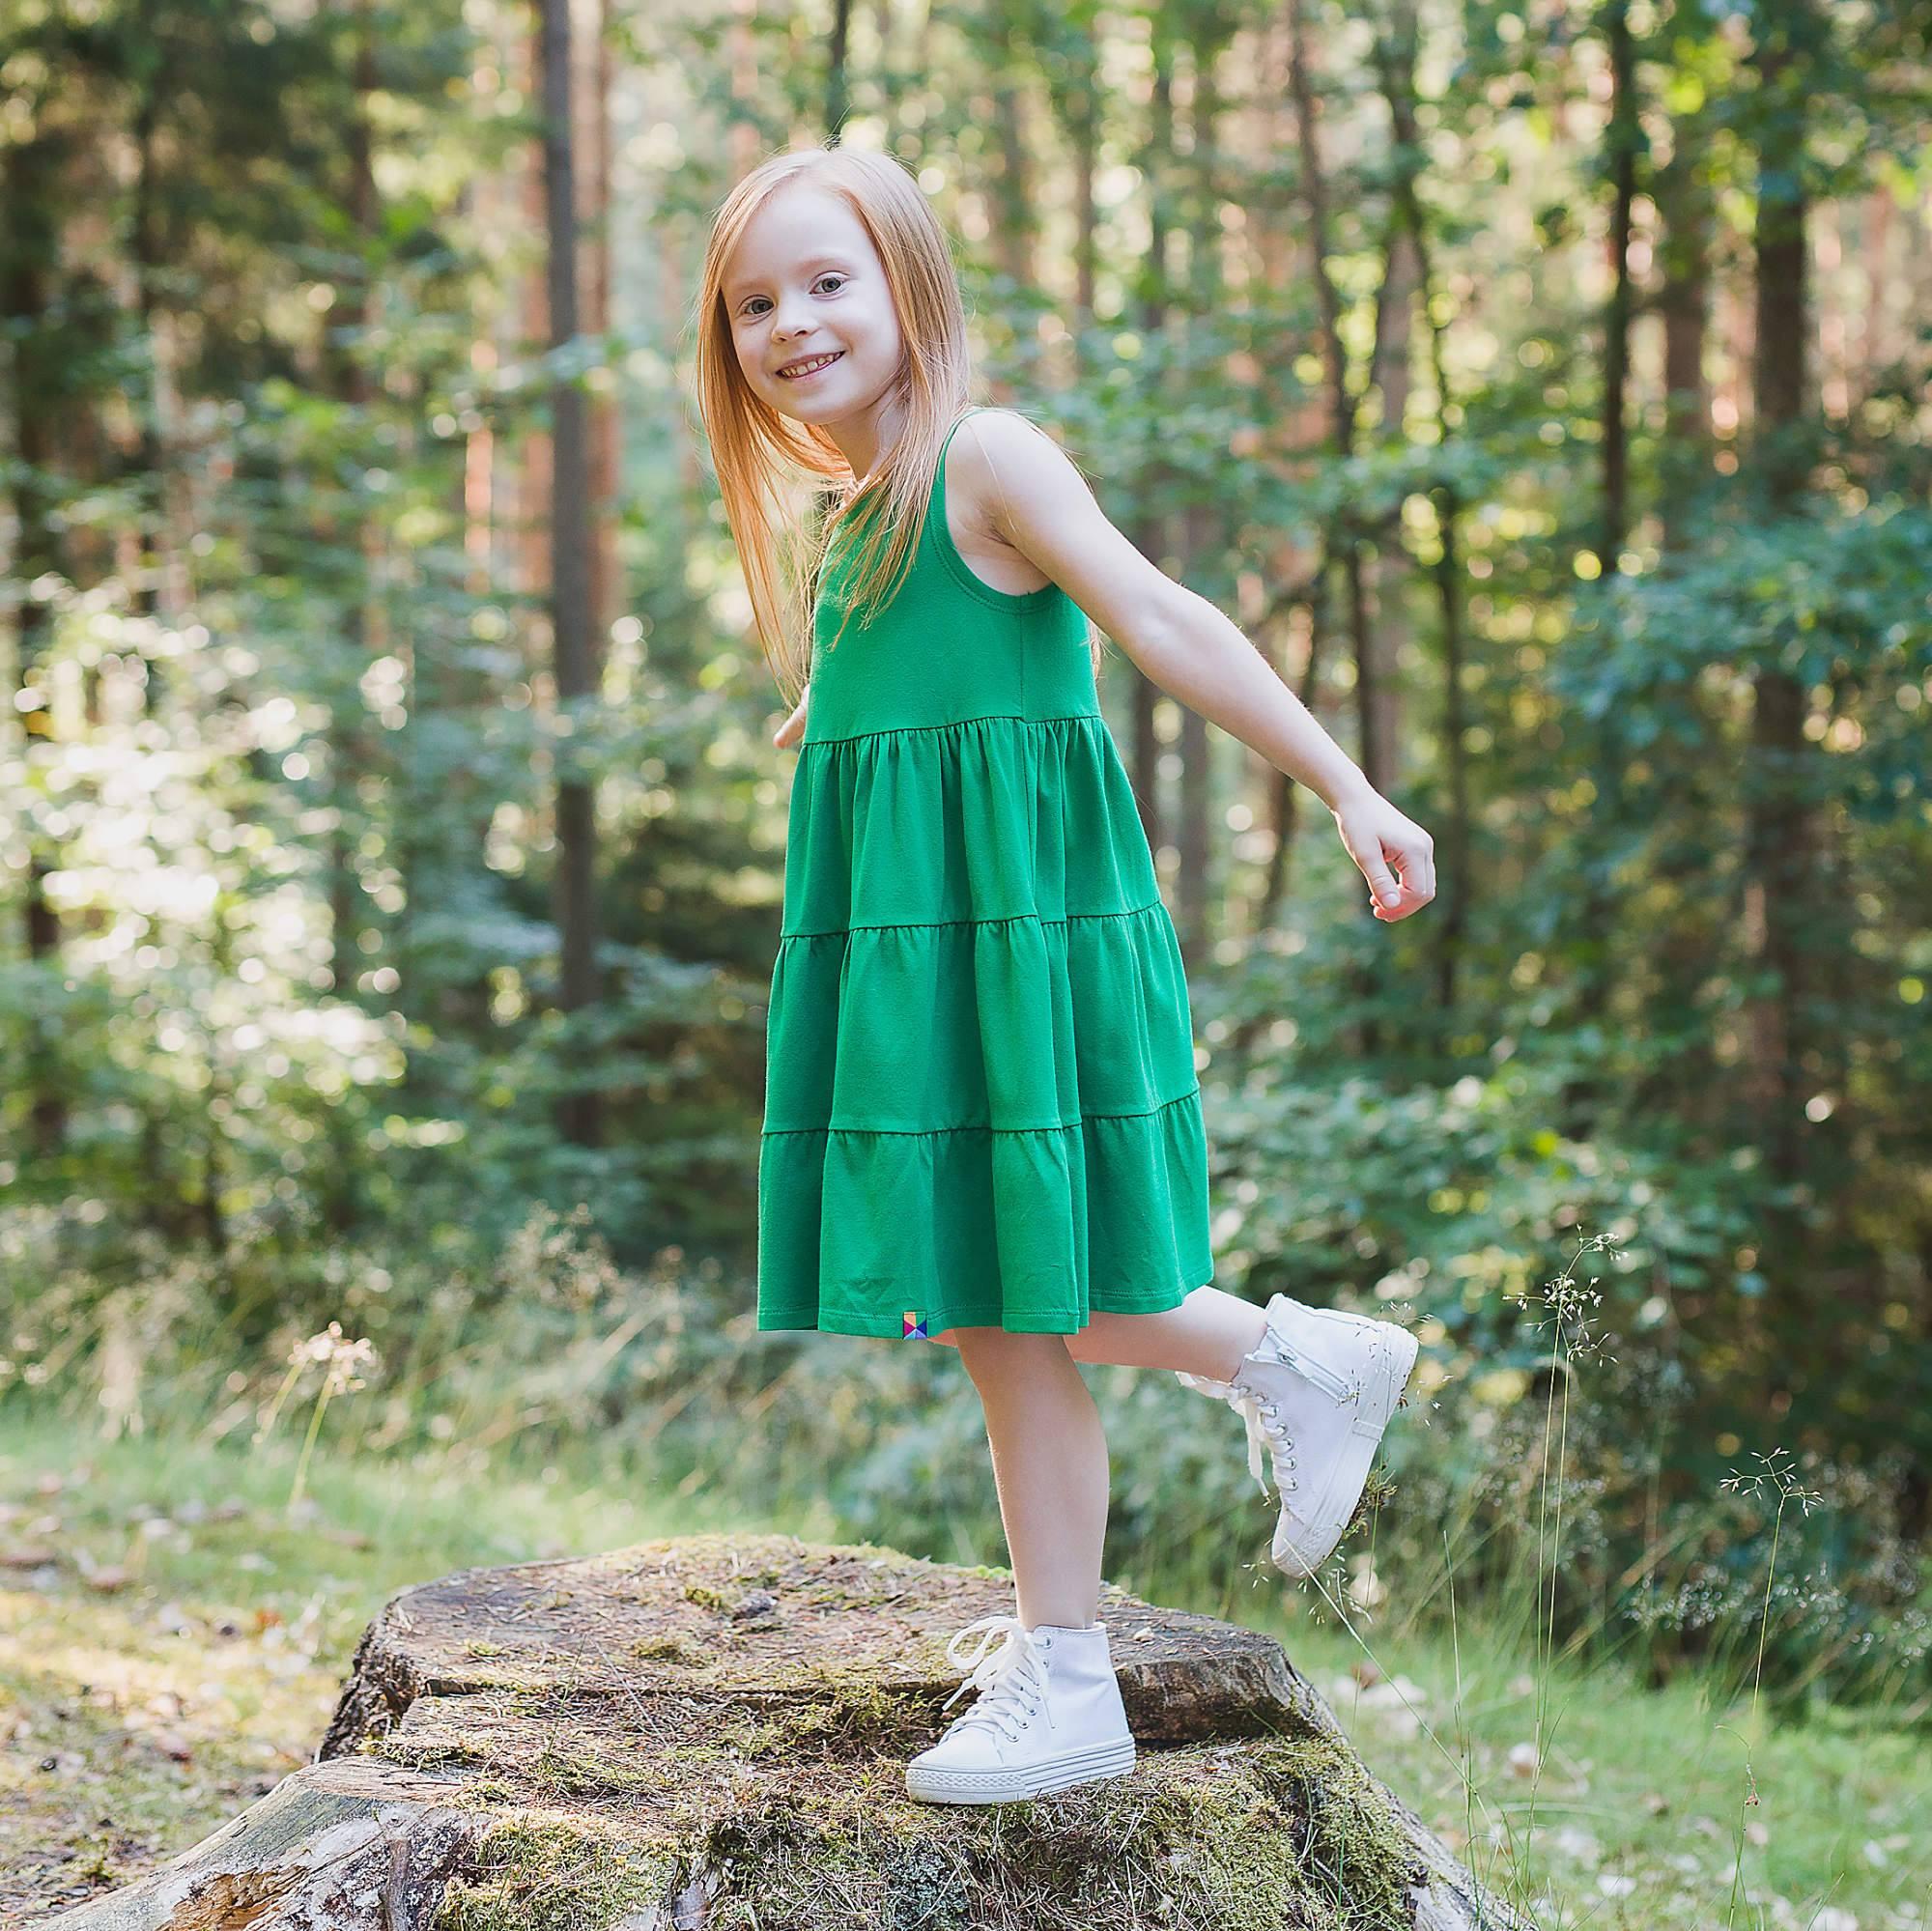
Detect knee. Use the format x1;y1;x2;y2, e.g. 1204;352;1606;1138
949;1326;1071;1381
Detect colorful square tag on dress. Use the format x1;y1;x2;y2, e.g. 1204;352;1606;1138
902;1311;928;1339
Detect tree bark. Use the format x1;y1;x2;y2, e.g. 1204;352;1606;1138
1743;3;1817;1257
1126;22;1177;859
1562;0;1640;1122
988;0;1039;293
542;0;602;1148
1175;26;1235;965
1369;7;1469;1017
1598;0;1636;572
1287;0;1382;1057
2;129;68;1160
1250;16;1326;939
583;0;619;655
827;0;854;137
1654;97;1711;538
317;0;380;1239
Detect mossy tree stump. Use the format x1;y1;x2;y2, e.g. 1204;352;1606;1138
51;1534;1534;1930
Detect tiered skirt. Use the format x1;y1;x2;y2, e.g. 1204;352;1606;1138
756;711;1214;1337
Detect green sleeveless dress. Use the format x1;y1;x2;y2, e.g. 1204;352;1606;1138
756;407;1214;1339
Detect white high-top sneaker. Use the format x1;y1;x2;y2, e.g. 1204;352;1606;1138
903;1612;1137;1804
1177;1293;1420;1579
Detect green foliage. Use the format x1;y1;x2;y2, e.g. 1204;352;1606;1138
1;0;1927;1701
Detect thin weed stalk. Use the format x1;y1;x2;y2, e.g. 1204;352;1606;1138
1716;1447;1823;1929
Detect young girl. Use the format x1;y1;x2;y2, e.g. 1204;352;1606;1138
695;145;1435;1808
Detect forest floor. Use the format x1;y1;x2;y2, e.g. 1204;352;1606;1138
2;1406;1926;1930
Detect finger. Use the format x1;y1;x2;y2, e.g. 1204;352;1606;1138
1363;858;1403;910
1337;826;1401;909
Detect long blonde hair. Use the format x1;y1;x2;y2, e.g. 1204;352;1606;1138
689;145;1101;706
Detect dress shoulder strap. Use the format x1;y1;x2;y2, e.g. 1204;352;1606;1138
938;406;992;467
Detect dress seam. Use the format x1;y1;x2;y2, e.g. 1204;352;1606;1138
801;712;1101;749
761;1086;1203;1139
780;900;1167;940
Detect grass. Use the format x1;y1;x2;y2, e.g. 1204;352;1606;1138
3;1383;1927;1929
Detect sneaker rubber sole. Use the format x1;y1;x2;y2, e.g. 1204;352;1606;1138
904;1732;1136;1804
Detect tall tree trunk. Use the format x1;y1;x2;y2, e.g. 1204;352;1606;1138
1644;92;1719;1118
517;20;553;599
2;132;68;1160
1286;0;1348;462
988;0;1038;293
1359;0;1427;810
1743;0;1820;1320
1287;0;1380;1058
542;0;603;1147
128;75;181;714
1066;22;1099;327
1251;16;1325;939
1562;0;1640;1127
827;0;854;138
583;0;618;655
320;0;380;1239
1655;103;1711;539
1598;0;1635;572
1175;24;1232;966
1126;22;1177;859
1432;488;1467;1018
1370;6;1470;1020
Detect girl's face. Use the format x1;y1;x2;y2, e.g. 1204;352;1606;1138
724;184;903;431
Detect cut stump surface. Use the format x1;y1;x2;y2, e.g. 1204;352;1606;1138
52;1533;1536;1931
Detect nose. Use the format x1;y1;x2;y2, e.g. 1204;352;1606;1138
771;291;818;339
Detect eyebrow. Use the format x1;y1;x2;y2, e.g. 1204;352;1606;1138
726;255;852;302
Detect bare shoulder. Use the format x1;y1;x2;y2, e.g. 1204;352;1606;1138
943;410;1085;595
952;408;1086;495
936;405;1193;670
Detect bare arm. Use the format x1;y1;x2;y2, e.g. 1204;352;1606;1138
960;411;1436;921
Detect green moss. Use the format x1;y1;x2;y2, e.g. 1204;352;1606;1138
431;1815;681;1931
629;1632;713;1665
679;1737;1417;1931
720;1671;923;1759
363;1706;1420;1926
451;1777;522;1811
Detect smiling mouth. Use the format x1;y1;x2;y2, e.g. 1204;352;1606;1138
778;351;844;380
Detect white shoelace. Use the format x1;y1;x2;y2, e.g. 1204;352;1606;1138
1233;1389;1293;1498
937;1613;1054;1744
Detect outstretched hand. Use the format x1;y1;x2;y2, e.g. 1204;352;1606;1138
1331;788;1436;922
773;682;810;750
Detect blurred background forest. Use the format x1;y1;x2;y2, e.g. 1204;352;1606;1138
4;0;1931;1742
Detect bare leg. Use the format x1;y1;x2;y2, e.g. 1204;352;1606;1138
950;1328;1107;1630
1065;1285;1269;1380
930;1285;1267;1383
